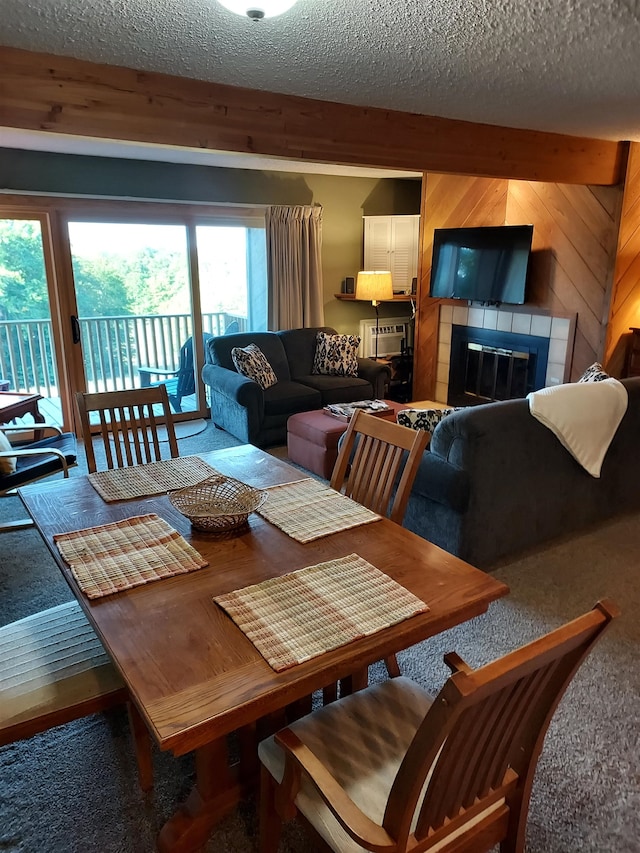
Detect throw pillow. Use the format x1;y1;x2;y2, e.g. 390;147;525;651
312;332;360;377
397;407;459;435
577;362;610;383
231;344;277;390
0;429;17;475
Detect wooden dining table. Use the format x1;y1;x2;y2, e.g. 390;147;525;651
19;444;509;853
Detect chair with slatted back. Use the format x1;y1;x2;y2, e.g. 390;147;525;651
258;600;619;853
0;600;153;792
75;385;179;474
330;409;429;526
329;410;429;683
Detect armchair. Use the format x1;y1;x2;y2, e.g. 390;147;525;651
0;424;77;532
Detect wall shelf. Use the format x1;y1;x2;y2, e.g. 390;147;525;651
334;293;414;302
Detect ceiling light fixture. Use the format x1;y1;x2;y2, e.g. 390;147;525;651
217;0;298;19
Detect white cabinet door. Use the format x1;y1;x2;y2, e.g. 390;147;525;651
364;217;392;270
390;217;419;291
363;215;419;293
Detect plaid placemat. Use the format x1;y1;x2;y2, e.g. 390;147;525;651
214;553;429;672
257;478;381;542
88;456;219;502
54;513;209;599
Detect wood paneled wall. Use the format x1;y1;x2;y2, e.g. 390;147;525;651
0;46;626;185
507;181;622;377
604;143;640;376
413;174;623;399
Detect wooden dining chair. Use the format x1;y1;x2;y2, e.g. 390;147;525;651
330;410;429;682
258;600;619;853
75;385;179;473
0;600;153;792
330;410;429;526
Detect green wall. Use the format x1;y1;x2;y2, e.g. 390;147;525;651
0;148;421;334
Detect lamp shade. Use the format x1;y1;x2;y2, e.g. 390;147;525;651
217;0;297;18
355;270;394;305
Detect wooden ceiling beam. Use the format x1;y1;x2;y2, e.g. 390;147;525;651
0;46;627;185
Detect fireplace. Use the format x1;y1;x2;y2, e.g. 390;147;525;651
434;305;576;406
448;325;550;406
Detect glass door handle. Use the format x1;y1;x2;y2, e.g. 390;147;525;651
71;315;81;344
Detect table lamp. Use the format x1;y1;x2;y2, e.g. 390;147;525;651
355;270;394;360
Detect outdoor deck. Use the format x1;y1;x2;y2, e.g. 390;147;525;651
0;311;243;425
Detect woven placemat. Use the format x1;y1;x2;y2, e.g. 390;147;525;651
257;478;381;543
88;456;219;502
214;553;429;672
54;513;209;599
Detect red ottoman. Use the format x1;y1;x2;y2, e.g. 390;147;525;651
287;402;408;479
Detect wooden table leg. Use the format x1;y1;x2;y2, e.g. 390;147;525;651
157;738;243;853
339;666;369;697
31;401;46;441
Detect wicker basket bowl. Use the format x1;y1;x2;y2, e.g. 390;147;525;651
169;475;267;533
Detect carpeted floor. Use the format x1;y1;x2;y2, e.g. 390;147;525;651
1;421;638;852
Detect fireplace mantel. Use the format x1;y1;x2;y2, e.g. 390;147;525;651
435;304;576;405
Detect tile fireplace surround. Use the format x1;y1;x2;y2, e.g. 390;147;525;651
435;304;576;405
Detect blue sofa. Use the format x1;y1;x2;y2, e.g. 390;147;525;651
402;377;640;568
201;327;391;447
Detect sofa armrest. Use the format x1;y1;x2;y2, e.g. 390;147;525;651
201;363;264;408
356;358;392;398
411;451;470;512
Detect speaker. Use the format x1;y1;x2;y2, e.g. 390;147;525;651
342;276;355;294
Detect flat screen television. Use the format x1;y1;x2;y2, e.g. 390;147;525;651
429;224;533;305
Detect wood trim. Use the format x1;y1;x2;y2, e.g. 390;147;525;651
0;194;264;222
334;293;413;302
0;46;627;186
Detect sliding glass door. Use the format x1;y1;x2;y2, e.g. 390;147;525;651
0;199;268;428
0;215;63;424
67;221;198;411
68;219;267;416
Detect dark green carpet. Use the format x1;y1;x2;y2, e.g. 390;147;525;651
1;422;638;851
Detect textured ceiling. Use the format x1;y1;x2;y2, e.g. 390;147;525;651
1;0;639;166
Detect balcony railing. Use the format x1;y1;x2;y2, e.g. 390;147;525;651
0;312;246;396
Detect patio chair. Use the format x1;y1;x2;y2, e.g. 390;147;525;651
75;385;178;474
0;423;77;532
329;410;429;685
138;332;214;413
258;599;619;853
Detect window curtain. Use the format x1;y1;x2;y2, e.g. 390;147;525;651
266;205;325;330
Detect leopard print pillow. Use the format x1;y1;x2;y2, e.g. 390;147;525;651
231;344;277;389
397;407;459;435
312;332;360;377
577;362;610;383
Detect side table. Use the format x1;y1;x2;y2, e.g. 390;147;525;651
0;392;46;439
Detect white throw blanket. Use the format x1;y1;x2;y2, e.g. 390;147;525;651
527;378;628;478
